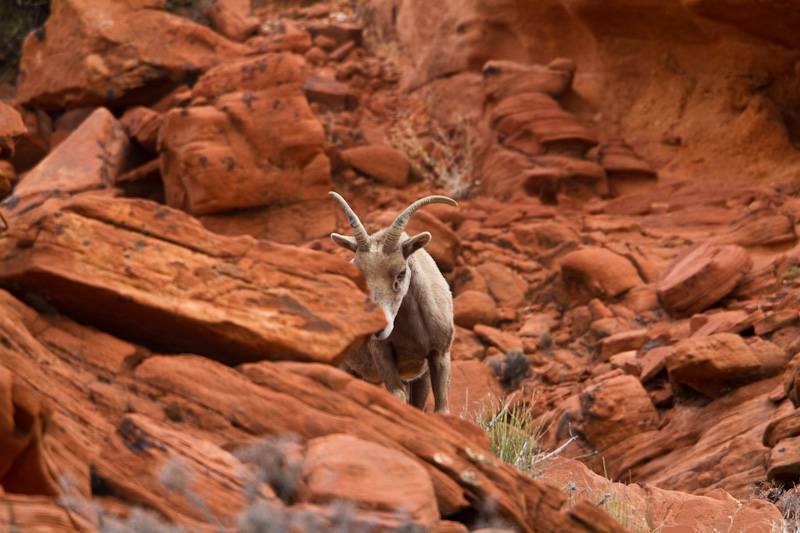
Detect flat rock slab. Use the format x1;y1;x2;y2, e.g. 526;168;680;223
0;194;384;365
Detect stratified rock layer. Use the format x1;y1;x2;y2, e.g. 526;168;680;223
0;195;383;365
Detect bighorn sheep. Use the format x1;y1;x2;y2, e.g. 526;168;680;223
329;192;457;414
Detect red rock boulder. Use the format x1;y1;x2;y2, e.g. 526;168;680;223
16;0;249;110
341;145;410;188
453;290;498;329
657;240;752;318
8;107;130;215
559;246;643;303
579;374;659;453
665;333;763;398
297;433;439;530
0;102;26;158
158;86;330;215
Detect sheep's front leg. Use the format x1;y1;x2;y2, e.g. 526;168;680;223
429;351;451;414
369;341;407;403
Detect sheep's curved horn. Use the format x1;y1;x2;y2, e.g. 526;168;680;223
382;196;458;253
329;192;370;251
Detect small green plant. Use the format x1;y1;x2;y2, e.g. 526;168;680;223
467;394;572;477
389;116;475;199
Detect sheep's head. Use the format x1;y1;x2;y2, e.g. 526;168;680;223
329;191;457;340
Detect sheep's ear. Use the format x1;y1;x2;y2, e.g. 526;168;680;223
331;233;360;252
401;232;431;259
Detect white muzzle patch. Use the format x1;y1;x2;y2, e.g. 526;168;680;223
373;306;395;340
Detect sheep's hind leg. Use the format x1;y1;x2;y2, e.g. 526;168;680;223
429;351;451;414
409;372;431;411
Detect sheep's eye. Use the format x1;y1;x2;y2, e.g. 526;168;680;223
393;269;406;291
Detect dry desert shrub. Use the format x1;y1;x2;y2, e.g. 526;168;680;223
390;116;475;199
752;481;800;532
234;434;304;504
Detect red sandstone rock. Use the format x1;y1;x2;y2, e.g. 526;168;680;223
522;156;608;203
304;74;360;110
406;210;461;272
205;0;260;42
657;240;753;318
451;266;489;295
764;408;800;448
0;365;57;496
579;374;659;453
9;107;129;215
639;345;671;383
306;20;364;48
453;290;498;329
543;457;782;532
0;494;93;532
475;261;528;309
686;0;800;48
297;433;439;530
490;92;597;157
598;137;657;185
598;329;649;361
0;288;619;533
767;435;800;484
16;0;249;110
559;246;643;302
95;412;270;528
0;102;26;158
250;20;312;54
158;86;330;215
482;60;574;101
716;209;796;247
444;360;503;417
8;108;51;173
190;53;307;102
341;145;410;187
200;197;337;245
451;326;486;361
120;106;162;153
473;325;523;353
665;333;762;398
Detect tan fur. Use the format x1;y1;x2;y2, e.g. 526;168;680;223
331;197;455;414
